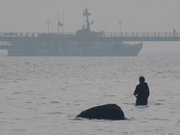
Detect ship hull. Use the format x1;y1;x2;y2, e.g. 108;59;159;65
6;40;142;56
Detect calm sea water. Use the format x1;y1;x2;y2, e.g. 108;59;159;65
0;54;180;135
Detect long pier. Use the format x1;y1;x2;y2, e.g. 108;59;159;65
0;31;179;56
1;32;180;42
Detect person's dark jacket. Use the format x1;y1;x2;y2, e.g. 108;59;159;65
134;82;150;105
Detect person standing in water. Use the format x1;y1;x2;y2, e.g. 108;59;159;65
134;76;150;105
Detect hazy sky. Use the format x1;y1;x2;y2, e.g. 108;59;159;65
0;0;180;53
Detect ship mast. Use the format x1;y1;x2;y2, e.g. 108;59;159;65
83;9;93;31
57;12;64;33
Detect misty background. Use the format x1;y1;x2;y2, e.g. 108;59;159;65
0;0;180;54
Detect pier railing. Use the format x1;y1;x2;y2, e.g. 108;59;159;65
1;32;180;41
104;32;180;38
0;32;74;38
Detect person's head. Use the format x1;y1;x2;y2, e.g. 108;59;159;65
139;76;145;83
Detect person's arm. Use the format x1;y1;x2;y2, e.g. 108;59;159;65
134;86;138;97
146;83;150;97
144;82;150;98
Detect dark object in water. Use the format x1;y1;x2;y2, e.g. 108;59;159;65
134;76;150;106
76;104;125;120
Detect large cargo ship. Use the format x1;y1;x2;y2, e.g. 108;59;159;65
0;9;142;56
